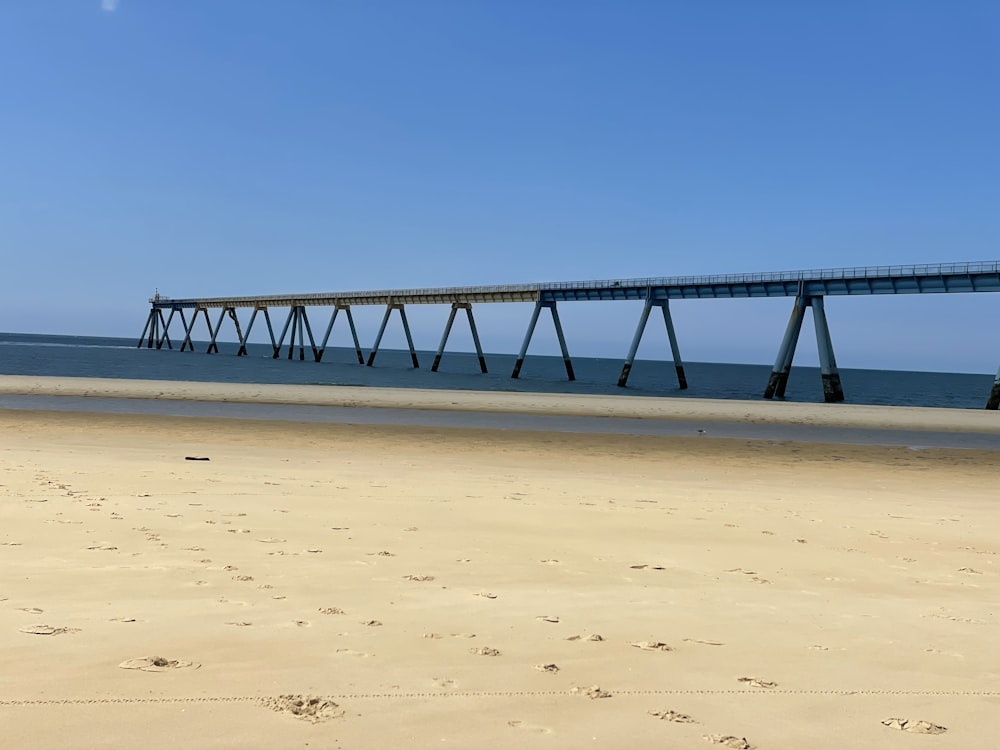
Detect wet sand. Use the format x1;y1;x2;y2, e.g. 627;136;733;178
1;387;999;748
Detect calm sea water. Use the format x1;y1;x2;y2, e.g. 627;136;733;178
0;331;994;410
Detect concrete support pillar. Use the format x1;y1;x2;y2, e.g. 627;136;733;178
661;301;687;389
511;300;575;381
207;308;226;354
156;308;174;350
618;297;653;387
237;307;261;356
297;306;320;361
137;309;154;349
367;303;419;368
811;296;844;403
431;303;488;373
262;308;277;353
986;363;1000;410
764;295;807;399
317;305;365;363
177;309;190;351
273;307;295;359
431;305;459;372
227;308;243;355
181;308;208;353
465;305;488;373
618;297;687;389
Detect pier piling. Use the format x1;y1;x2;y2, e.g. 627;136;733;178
431;303;488;373
617;297;687;389
368;303;419;368
511;300;574;380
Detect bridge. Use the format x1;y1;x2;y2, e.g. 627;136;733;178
138;260;1000;409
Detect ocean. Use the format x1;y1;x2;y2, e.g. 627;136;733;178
0;331;994;410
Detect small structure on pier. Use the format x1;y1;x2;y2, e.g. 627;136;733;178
138;260;1000;409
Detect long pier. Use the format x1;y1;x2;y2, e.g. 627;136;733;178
139;260;1000;409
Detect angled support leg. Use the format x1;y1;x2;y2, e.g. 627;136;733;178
156;308;174;350
465;304;488;373
511;300;544;378
320;304;365;364
433;303;488;373
344;307;365;364
227;308;244;355
207;308;227;354
288;307;299;360
618;297;654;387
661;300;687;389
180;308;203;352
398;305;419;368
549;302;575;381
150;309;159;349
273;308;295;359
811;296;844;403
511;300;574;380
298;306;320;361
431;305;460;372
262;308;277;353
986;362;1000;410
177;309;190;351
367;304;394;367
318;307;340;363
764;295;807;399
237;308;260;357
296;306;307;361
137;309;154;349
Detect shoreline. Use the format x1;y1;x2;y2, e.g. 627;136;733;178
2;375;1000;435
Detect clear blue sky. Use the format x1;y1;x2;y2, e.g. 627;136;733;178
2;1;998;372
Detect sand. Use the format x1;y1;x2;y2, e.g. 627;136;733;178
1;385;999;748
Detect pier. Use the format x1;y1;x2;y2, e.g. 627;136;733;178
138;260;1000;408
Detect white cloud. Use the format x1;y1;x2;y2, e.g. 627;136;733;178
101;0;120;11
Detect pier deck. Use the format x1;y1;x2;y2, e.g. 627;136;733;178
138;260;1000;409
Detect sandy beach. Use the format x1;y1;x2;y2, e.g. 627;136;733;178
2;382;999;748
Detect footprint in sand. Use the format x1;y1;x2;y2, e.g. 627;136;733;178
319;607;344;615
334;648;371;658
649;709;696;723
631;641;673;652
423;633;443;639
403;575;435;582
362;620;383;627
17;607;44;614
704;736;751;749
683;638;724;646
226;621;252;627
474;592;498;599
119;656;199;672
737;677;777;688
536;615;560;623
507;721;553;734
882;718;947;734
567;634;604;642
110;617;137;623
470;646;501;656
570;685;611;699
233;575;254;582
20;625;79;636
534;663;560;673
258;538;286;544
540;559;560;564
260;695;343;723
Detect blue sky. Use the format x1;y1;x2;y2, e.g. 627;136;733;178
2;1;998;372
